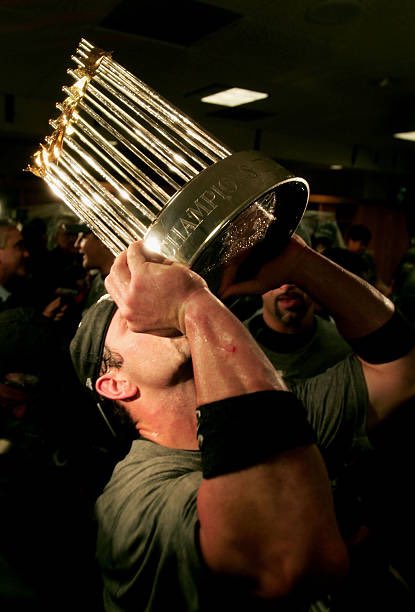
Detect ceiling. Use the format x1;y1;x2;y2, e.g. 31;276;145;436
1;0;415;204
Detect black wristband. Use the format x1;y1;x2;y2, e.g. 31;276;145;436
347;310;415;364
196;390;316;479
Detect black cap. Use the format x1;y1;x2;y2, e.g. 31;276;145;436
70;293;117;394
70;294;118;435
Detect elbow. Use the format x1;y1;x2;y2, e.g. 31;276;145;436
252;537;350;602
201;531;349;603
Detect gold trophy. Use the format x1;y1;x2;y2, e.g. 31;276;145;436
27;39;309;293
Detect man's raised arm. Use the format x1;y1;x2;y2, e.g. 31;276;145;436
222;234;415;428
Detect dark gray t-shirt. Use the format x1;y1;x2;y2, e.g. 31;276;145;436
245;311;353;383
287;355;370;477
95;355;370;611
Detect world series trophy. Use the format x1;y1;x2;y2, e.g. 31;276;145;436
27;38;309;294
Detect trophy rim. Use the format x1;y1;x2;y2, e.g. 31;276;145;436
143;150;310;267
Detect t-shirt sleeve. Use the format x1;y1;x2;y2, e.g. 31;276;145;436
288;354;371;477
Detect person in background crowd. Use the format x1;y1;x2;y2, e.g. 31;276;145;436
38;214;89;334
0;218;30;310
344;223;392;296
73;223;115;313
311;221;339;255
70;235;415;611
44;214;86;297
345;224;378;285
229;221;352;382
244;282;352;383
0;216;83;338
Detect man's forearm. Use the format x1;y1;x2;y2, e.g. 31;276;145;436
281;240;394;339
182;288;286;406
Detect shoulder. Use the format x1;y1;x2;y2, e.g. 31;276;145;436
96;440;202;534
95;440;204;607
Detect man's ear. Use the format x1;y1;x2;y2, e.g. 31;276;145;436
95;373;139;401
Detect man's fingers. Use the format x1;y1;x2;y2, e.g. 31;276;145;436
110;251;130;281
105;250;131;299
141;241;174;265
127;240;146;264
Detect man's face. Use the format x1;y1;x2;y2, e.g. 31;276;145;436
347;238;365;254
262;284;313;326
104;309;192;391
0;228;29;283
75;232;111;271
55;226;78;253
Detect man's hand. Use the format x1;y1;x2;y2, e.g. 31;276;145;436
219;233;308;299
105;240;208;334
42;296;68;321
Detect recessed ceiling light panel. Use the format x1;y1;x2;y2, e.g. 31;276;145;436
394;131;415;142
201;87;269;107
